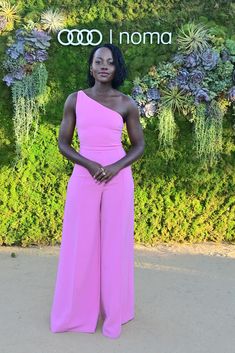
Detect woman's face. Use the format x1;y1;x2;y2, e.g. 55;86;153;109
90;47;116;84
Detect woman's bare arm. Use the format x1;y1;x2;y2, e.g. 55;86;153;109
113;96;145;170
58;93;99;170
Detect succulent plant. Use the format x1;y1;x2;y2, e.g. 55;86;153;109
171;53;185;66
2;27;51;87
2;73;14;86
24;49;48;63
130;22;234;166
194;87;210;105
189;69;205;84
176;22;210;55
146;87;160;101
228;86;235;102
183;52;201;68
161;86;189;113
24;29;51;50
220;48;231;62
6;40;24;59
177;67;190;80
200;48;220;70
13;66;25;79
131;85;143;98
168;68;191;93
40;8;66;33
2;63;26;86
143;101;158;117
0;0;21;31
36;49;48;62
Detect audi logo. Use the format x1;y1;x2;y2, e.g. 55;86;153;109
57;29;103;46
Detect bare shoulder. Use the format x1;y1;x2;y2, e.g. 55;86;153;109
69;91;79;103
64;91;78;111
118;91;139;118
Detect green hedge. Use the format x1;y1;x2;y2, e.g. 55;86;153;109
0;0;235;246
0;114;234;246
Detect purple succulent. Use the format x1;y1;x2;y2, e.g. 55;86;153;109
173;68;189;92
24;51;37;64
188;82;201;94
36;49;48;62
146;87;160;101
189;69;205;84
220;49;231;63
171;53;185;65
6;47;19;60
200;48;219;71
177;68;190;83
168;68;191;92
183;52;201;68
32;29;51;42
6;40;25;60
2;74;15;87
24;29;51;49
3;27;51;88
132;85;143;98
13;67;25;80
228;86;235;102
15;28;27;40
194;87;210;105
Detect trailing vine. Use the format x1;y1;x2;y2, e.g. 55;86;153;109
131;21;235;167
1;1;66;163
11;63;48;156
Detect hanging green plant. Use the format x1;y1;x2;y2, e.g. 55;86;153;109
11;63;48;156
131;21;235;167
158;104;178;161
2;27;51;161
193;100;224;167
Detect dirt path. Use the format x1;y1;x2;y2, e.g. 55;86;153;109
1;240;235;258
1;240;235;353
134;241;235;258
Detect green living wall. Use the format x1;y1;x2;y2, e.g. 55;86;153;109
0;0;234;246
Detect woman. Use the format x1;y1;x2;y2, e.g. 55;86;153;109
50;43;145;339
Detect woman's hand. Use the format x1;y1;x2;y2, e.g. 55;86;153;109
87;161;104;179
92;163;121;184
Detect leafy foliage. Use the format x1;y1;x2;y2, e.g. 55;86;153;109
131;22;235;166
176;22;210;54
0;1;234;246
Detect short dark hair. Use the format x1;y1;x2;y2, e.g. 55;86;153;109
87;43;128;89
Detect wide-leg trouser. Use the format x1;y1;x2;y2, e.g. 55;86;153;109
50;153;135;339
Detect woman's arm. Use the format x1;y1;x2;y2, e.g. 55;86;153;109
113;96;145;170
58;92;98;170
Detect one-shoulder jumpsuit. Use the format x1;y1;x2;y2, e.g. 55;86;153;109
50;90;135;339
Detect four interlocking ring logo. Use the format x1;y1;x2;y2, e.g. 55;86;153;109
57;29;103;46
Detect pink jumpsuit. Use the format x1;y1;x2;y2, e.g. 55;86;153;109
50;90;135;339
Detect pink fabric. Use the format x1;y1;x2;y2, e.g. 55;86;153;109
50;90;135;339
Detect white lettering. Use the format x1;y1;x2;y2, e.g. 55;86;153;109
161;32;172;44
